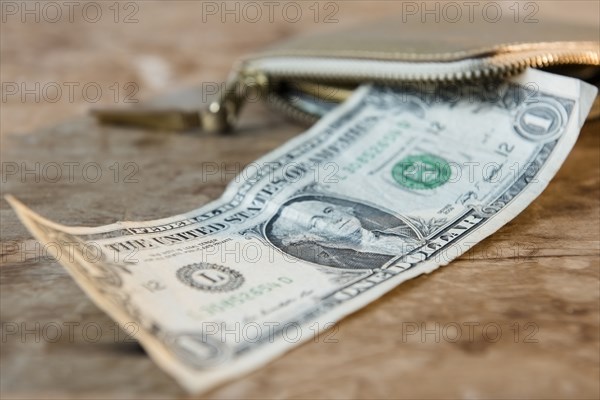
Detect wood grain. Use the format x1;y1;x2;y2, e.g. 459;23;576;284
1;2;598;399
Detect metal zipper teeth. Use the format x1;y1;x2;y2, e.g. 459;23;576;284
247;48;599;83
265;92;321;125
249;48;599;122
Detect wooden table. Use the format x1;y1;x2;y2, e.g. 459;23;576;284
1;2;598;398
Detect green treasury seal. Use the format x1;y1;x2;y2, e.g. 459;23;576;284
392;154;451;190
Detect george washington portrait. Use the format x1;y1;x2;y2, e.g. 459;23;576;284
265;195;423;269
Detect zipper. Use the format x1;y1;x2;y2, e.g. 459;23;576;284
246;44;599;124
93;43;599;132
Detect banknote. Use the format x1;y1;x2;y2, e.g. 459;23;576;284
8;69;597;393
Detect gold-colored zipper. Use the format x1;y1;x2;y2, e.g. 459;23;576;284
246;45;599;126
93;44;599;133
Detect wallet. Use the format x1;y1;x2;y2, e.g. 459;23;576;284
94;17;600;133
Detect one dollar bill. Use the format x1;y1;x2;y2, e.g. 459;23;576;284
8;69;597;393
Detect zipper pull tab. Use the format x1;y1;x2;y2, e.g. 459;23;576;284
202;68;268;132
91;68;267;134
